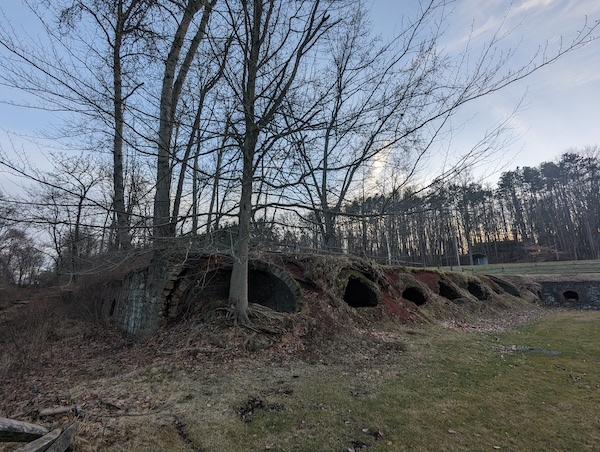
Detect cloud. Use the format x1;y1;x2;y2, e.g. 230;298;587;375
513;0;555;14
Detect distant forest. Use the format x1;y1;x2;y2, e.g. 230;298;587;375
270;149;600;266
234;149;597;266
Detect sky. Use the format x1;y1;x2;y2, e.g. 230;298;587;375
371;0;600;181
0;0;599;193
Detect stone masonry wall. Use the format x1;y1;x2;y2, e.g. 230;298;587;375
537;279;600;309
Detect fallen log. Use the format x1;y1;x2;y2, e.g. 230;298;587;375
0;418;48;442
38;406;80;417
47;423;75;452
13;429;60;452
14;424;75;452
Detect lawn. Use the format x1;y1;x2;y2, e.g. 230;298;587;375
435;259;600;275
35;310;598;451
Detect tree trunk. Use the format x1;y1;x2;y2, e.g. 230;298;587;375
172;94;204;230
192;138;200;235
323;210;338;251
226;0;329;322
112;3;131;249
228;133;256;325
154;0;214;239
206;125;227;239
70;194;85;281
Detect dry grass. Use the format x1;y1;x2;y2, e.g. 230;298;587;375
0;291;64;377
1;278;598;451
18;309;591;452
435;259;600;275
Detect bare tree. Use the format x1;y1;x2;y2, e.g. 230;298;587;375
0;227;44;285
58;0;159;249
153;0;217;239
222;0;335;324
287;1;597;252
28;153;107;277
170;32;232;233
0;0;160;250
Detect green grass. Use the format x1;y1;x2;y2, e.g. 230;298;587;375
66;311;600;451
364;312;600;451
434;259;600;275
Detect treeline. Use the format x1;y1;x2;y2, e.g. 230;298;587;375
278;149;599;265
0;147;597;285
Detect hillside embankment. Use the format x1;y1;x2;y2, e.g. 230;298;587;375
2;254;598;450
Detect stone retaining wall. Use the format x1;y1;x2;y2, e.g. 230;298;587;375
533;275;600;309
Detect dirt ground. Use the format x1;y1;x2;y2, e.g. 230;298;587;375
0;282;553;451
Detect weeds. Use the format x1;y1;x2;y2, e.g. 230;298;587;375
2;275;598;451
57;310;600;451
0;299;55;376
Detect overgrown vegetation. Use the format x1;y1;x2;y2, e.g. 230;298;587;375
2;278;598;452
0;1;597;325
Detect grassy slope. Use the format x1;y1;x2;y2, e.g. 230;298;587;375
434;259;600;275
58;311;600;451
